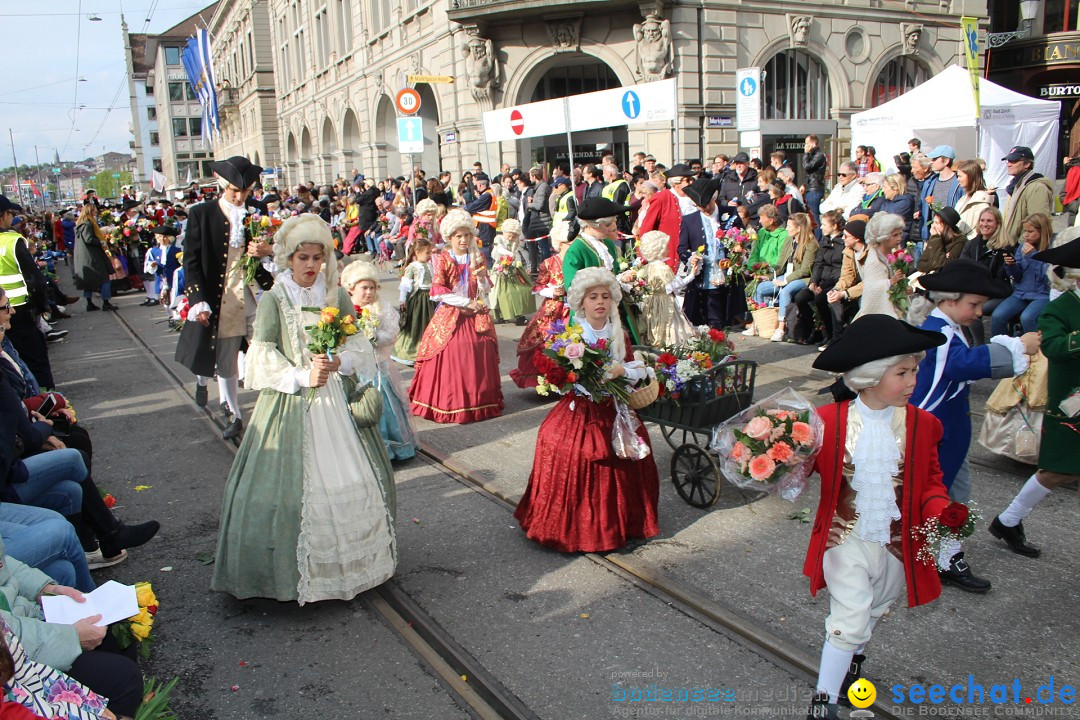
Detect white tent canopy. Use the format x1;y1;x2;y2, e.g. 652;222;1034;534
850;64;1059;195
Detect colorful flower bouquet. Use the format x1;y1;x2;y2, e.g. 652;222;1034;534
743;261;774;302
171;296;189;332
233;213;281;286
886;241;916;312
912;501;980;568
644;328;737;402
352;305;378;342
717;226;753;281
617;246;652;304
534;320;637;402
710;387;824;500
492;254;529;284
111;581;159;659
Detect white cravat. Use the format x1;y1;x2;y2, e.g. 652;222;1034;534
219;199;248;249
850;396;901;545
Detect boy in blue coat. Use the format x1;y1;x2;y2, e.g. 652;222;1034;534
143;225;182;308
908;259;1040;592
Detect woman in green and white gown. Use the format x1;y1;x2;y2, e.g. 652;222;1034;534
212;214;396;604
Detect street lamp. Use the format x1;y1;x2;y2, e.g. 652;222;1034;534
87;14;102;21
1019;0;1040;32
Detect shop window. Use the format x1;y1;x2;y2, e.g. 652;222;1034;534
762;50;831;120
871;57;929;107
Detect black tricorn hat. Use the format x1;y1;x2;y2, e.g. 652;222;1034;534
683;177;717;208
152;224;179;236
1034;236;1080;269
121;199;142;212
210;156;263;189
919;258;1012;298
577;196;630;220
665;163;694;179
813;314;945;373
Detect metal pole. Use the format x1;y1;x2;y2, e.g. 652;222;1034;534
33;146;46;211
8;129;22;205
563;98;574;176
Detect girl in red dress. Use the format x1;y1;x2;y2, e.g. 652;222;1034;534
408;209;504;423
514;267;660;552
510;221;571;388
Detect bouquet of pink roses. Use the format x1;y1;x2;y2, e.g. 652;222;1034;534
710;387;824;500
886;242;916;312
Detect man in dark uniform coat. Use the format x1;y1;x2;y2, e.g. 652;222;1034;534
174;157;273;440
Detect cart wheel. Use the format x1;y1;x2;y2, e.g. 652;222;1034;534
671;445;721;508
660;426;709;451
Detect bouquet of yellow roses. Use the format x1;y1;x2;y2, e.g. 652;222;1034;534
304;306;360;404
111;581;159;659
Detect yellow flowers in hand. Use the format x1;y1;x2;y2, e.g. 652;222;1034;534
135;581;158;608
320;307;340;324
130;622;152;641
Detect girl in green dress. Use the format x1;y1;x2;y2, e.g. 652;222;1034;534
212;214;396;604
490;219;534;324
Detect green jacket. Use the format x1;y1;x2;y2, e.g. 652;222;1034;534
1037;290;1080;474
562;235;619;292
0;540;81;671
747;227;788;269
776;235;818;283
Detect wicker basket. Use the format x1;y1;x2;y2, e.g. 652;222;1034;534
751;307;779;337
627;377;660;410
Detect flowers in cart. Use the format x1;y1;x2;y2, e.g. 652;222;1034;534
912;501;980;569
886;241;917;313
535;320;655;459
643;328;736;402
710;387;824;500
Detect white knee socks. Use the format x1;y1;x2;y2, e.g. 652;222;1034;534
218;376;242;420
998;474;1051;527
816;640;855;704
196;375;209;387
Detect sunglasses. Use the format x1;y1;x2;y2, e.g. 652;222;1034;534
0;304;11;311
838;172;854;177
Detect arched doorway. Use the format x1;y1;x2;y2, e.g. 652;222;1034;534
413;83;441;177
321;116;338;179
300;127;313;184
870;57;929;107
285;132;298;187
375;95;398;178
517;57;629;171
758;49;837;184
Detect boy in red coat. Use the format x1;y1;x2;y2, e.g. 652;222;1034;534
805;315;967;719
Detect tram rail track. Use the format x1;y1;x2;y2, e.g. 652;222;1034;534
115;307;912;718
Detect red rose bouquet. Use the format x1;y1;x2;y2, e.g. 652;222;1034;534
534;320;635;402
710;387;824;500
912;501;980;568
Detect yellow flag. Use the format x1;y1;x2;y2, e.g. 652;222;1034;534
961;17;981;118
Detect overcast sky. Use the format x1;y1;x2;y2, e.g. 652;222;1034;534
1;1;217;166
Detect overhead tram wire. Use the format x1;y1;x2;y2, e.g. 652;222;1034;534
59;0;85;160
81;76;130;153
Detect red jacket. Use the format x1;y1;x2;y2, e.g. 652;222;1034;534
1064;164;1080;206
637;189;683;270
803;401;952;608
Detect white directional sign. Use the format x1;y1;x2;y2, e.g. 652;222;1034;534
736;67;761;132
397;117;424;153
482;79;677;142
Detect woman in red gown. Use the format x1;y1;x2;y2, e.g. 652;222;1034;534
510;221;570;388
409;209;504;423
515;267;660;552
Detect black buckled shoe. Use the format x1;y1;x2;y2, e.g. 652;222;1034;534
939;552;992;593
222;417;243;441
989;516;1041;558
838;654;866;708
807;692;839;720
194;384;208;407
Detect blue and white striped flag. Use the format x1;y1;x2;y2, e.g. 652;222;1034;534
180;28;220;149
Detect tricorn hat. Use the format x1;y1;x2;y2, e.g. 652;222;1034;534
919;258;1012;298
813;314;945;373
665;163;694;179
211;156;263;189
683;177;717;208
577;196;630;220
153;224;179;236
1033;236;1080;269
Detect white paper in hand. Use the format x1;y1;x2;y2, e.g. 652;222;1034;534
41;581;139;627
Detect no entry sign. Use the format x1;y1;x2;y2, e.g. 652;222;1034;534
510;109;524;136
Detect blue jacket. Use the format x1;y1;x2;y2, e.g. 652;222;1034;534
919;173;965;240
880;194;916;243
1004;245;1049;300
911;311;1015;487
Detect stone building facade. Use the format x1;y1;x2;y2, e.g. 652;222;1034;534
208;0;282;182
245;0;985;187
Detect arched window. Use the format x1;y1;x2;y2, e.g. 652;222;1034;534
762;50;831;119
531;61;620;102
871;57;929;107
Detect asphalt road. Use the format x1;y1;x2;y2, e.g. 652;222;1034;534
46;263;1079;719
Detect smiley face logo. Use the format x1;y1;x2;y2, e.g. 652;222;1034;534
847;678;876;708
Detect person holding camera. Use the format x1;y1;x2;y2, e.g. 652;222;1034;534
959;207;1014;344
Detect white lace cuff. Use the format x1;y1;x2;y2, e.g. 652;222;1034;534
432;291;470;307
536;286;557;298
247;341;300;393
187;302;211;321
989;335;1030;376
335;354;354;377
293;368;311;391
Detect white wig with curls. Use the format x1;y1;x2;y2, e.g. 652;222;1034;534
439;208;476;240
843;352;926;391
568;267;626;361
340;259;380;290
639;230;670;264
273;213;338;287
414;198;438;216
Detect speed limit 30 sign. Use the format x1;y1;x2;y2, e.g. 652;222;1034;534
395;88;421;115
